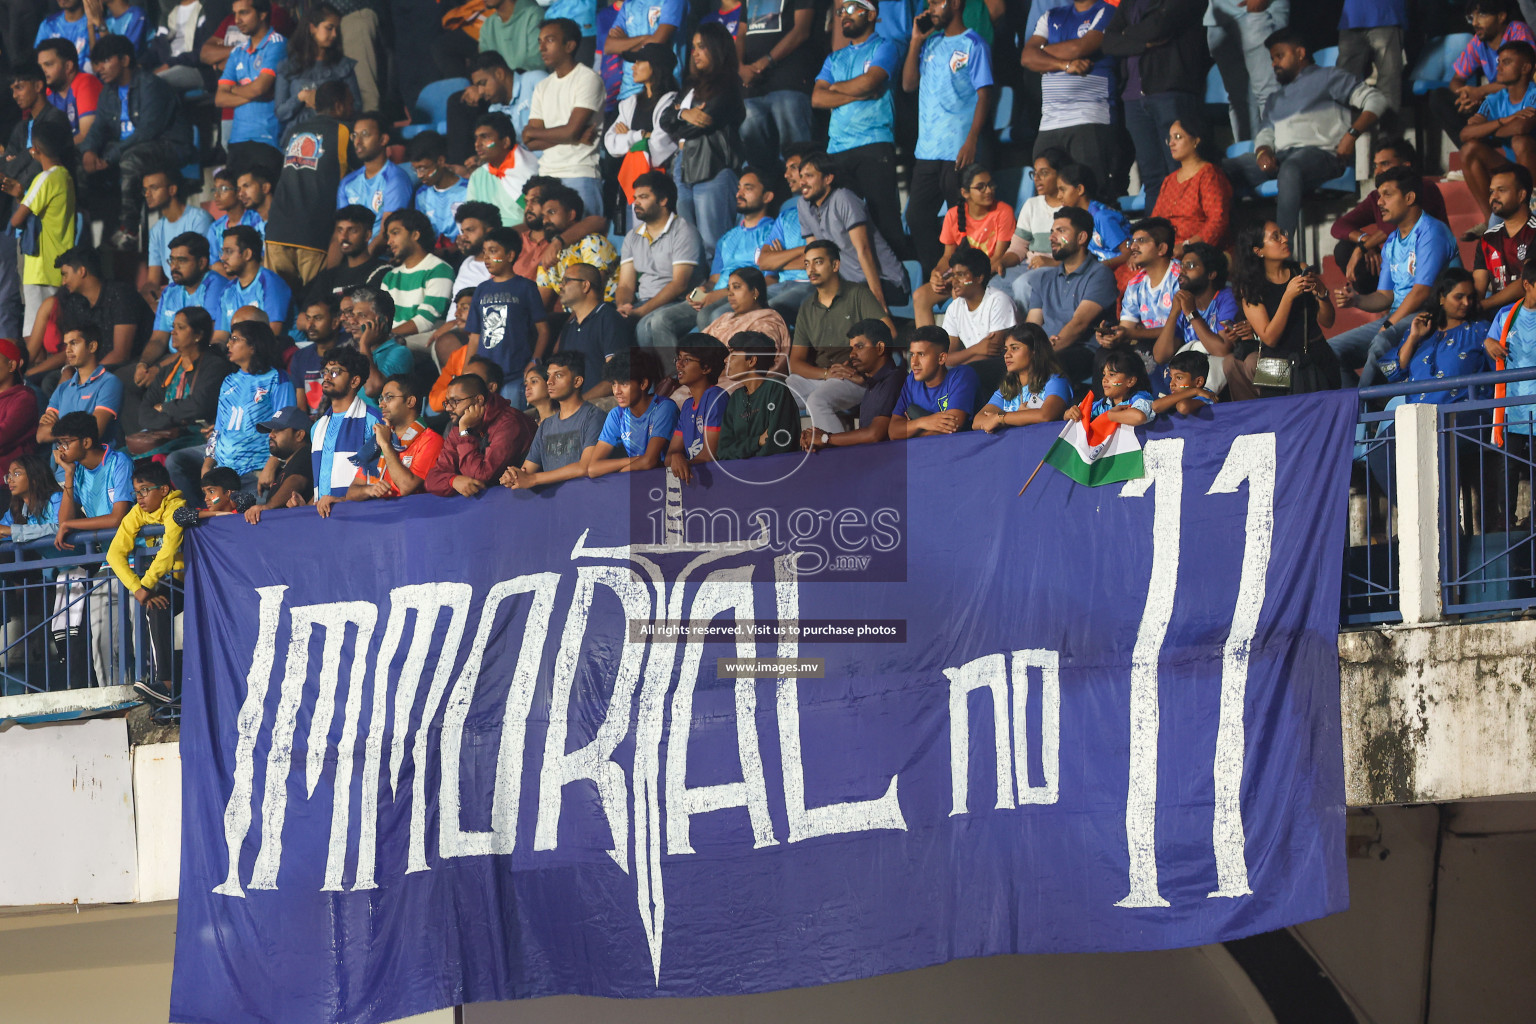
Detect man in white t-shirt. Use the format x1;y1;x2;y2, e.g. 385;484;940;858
522;18;605;225
942;247;1016;356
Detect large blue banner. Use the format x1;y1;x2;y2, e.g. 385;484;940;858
172;391;1354;1024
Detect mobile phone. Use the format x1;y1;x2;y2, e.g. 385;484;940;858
916;12;935;31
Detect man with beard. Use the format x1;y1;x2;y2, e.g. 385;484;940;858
337;111;412;259
1152;242;1246;397
1222;26;1386;254
303;345;381;501
302;205;388;306
787;239;893;430
450;201;502;298
796;151;906;314
35;34;100;146
133;232;230;395
1474;163;1536;312
1460;41;1536;223
380;209;454;338
1023;206;1118;385
677;169;778;328
533;184;617;313
244;406;315;522
141;169;212;304
615;171;703;352
213;225;292;343
289;295;346;415
426;372;536;496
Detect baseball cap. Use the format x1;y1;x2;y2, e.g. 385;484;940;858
624;43;677;75
255;406;310;434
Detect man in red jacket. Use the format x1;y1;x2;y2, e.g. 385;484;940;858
425;373;535;496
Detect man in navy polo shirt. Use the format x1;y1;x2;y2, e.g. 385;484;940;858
214;224;292;343
889;325;979;438
40;323;123;446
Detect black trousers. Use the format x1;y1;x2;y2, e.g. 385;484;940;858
1428;87;1471;153
833;142;910;262
908;159;962;278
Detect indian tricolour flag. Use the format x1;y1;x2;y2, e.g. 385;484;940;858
1043;395;1145;486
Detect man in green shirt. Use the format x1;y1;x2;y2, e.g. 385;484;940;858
718;330;801;461
788;238;894;431
479;0;546;74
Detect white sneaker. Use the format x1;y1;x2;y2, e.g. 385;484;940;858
1443;169;1465;182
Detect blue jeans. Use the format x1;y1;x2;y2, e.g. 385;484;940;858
1328;315;1406;389
1205;0;1289;141
1223;147;1346;259
740;90;813;169
677;169;739;265
1124;91;1205;211
636;301;700;354
561;176;605;222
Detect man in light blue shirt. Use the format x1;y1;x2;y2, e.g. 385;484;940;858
214;225;292;340
761;146;814;322
1460;40;1536;220
1205;0;1289;142
215;0;288;155
901;0;993;277
144;169;213;298
1331;167;1460;387
148;232;231;361
686;169;780;328
338;113;413;258
608;0;685;100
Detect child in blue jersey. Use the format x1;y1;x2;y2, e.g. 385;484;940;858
0;450;63;545
975;324;1074;431
1068;348;1154;426
665;333;728;484
588;348;679;477
408;131;470;254
1151;350;1218;417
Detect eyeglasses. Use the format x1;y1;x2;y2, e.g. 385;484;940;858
212;184;234;193
52;438;76;450
967;180;996;191
839;2;866;12
321;366;348;378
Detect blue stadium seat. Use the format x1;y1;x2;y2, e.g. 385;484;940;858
993;85;1013;144
1225;139;1354;199
1014;166;1036;211
1315;47;1339;68
1204;64;1227;105
1410;34;1473;95
402;77;470;139
1119;188;1147;213
888;260;923;321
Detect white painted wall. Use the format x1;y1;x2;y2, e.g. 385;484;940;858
133;743;182;903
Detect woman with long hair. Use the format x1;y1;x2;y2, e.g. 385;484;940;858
0;449;60;542
1004;148;1068;271
124;307;232;445
0;337;36;481
701;267;790;376
914;163;1015;326
1226;220;1340;400
274;2;362;131
975;324;1073;431
605;45;681;171
1152;119;1233;252
1383;269;1493;404
659;23;744;263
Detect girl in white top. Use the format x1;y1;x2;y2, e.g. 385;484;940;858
993;150;1067;300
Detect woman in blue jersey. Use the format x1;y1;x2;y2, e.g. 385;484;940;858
1381;269;1493;405
1066;347;1154;426
0;449;63;544
274;2;362;133
975;323;1073;431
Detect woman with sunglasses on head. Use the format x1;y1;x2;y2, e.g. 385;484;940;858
913;163;1015;326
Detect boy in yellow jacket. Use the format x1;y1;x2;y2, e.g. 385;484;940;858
106;461;187;704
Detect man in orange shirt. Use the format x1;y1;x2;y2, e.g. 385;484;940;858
322;374;443;513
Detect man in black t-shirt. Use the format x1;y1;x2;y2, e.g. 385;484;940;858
302;206;389;308
55;246;154;369
738;0;820;169
266;81;357;294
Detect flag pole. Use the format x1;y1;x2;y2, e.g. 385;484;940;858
1017;453;1048;497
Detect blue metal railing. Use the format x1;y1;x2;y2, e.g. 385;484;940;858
1345;383;1405;626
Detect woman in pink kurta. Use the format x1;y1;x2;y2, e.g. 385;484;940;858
702;267;790;376
1153;120;1233;252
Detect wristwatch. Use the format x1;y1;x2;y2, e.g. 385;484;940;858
820;431;831;447
1347;126;1363;139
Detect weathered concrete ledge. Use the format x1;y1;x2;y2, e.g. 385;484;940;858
1340;620;1536;806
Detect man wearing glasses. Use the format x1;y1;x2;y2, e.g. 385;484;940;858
557;262;633;405
204;167;265;277
426;373;536;497
305;347;382;501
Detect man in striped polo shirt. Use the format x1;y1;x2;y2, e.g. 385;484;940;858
381;208;455;349
1020;0;1116;182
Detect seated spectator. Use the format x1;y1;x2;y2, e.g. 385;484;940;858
22;291;70;387
381;209;455;340
1332;138;1449;294
138;233;230;389
615;171;704;351
451;201;501;298
939;246;1017;396
214;0;290;171
80;33;193;250
290;295;344;414
465;355;506;396
1150;349;1219;416
587;348;679;477
555;263;632;402
347;286;413;395
142;168;213;304
1150;243;1245;396
205;167;265;275
913;164;1014;327
464;226;548;393
717;329;799;461
305;345;381;502
467;111;539;230
1004;149;1068;276
266;80;356;292
665;334;728;483
1380;270;1494;404
5;118;76;335
55;246;153;369
106;459;185;704
658;24;745;265
522;361;554;422
797;150;907;313
120;307;232;447
890;326;980;440
0;449;63;544
799;318;902;451
788;239;895;431
701;266;790;377
756;143;814;321
408;132;470;255
503;352;606;487
478;0;545;78
607;0;685;106
426;372;536;496
166;319;294;498
974;323;1074;432
511;176;560;278
523;18;605;220
339;374;444;505
1070;347;1154;426
240;168;277;225
1331;168;1460;388
337;110;412;258
443;50;517;168
1020;0;1116;173
1226;220;1340;400
242;405;314;520
1475;164;1536;315
1430;1;1534;152
35;35;101;148
1223;27;1386;251
1053;161;1130;271
215;225;292;341
4;65;70;240
0;338;37;471
52;408;133;539
304;205;388;303
604;43;681;172
534;185;618;311
40;323;121;445
1097;217;1181;363
812;2;904;262
1023;206;1119;384
1152;119;1232;253
678;169;779;328
1461;40;1536;224
149;0;220;95
178;467;256;523
273;1;361;134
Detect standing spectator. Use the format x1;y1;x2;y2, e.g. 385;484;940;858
737;0;816;170
380;209;455;340
1023;206;1119;383
37;0;94;71
556;262;633;400
1338;0;1404;129
701;266;791;376
142;168;212;304
1459;41;1536;222
902;0;994;277
607;0;685;102
39;323;121;445
1150;243;1243;395
659;23;744;264
523;18;605;220
913;163;1013;326
215;0;289;171
715;329;798;460
464;226;549;389
120;306;231;443
1474;163;1536;313
426;371;536;496
307;345;381;501
534;185;618;310
1101;0;1207;212
341;374;443;502
798;318;903;451
615;171;704;350
890;325;979;439
603;43;680;171
787;239;894;428
408;132;470;254
4;119;75;335
106;459;184;704
1225;220;1338;400
266;80;355;292
0;338;37;471
214;225;292;339
813;1;905;261
1430;0;1533;152
36;35;101;146
796;151;907;312
1223;27;1387;257
478;0;545;75
337;110;411;257
54;245;153;368
1020;0;1116;173
205;166;265;274
586;347;678;476
80;33;192;251
680;169;778;326
1332;138;1448;294
149;0;219;94
503;351;606;486
304;205;389;304
1204;0;1288;143
466;111;539;229
137;233;230;387
273;1;361;134
1151;120;1233;252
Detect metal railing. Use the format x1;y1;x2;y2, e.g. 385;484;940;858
0;525;182;715
1345;390;1400;626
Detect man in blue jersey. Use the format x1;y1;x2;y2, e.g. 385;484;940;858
1020;0;1116;174
215;0;287;172
587;347;679;476
40;323;123;445
814;0;907;264
133;232;231;396
408;131;469;255
305;346;382;506
206;166;264;275
36;0;92;72
604;0;684;101
900;0;993;276
685;169;780;327
338;111;412;259
889;325;978;438
142;168;213;303
1331;167;1461;388
214;225;292;343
